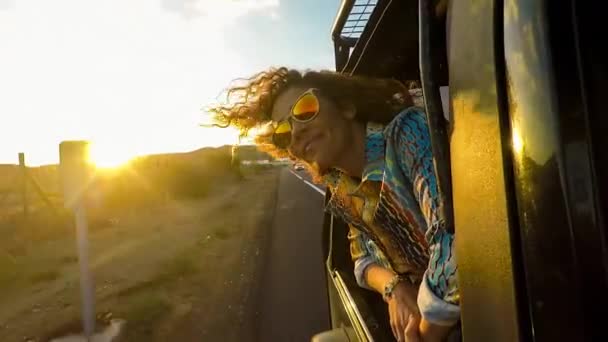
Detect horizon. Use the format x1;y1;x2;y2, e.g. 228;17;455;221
0;142;262;167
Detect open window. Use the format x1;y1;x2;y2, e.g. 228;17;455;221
320;1;453;341
320;1;608;342
449;0;608;340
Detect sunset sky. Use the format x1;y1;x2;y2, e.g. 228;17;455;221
0;0;339;166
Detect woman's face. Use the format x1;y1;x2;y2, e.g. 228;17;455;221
270;86;355;174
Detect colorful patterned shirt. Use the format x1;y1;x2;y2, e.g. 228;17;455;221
323;107;460;325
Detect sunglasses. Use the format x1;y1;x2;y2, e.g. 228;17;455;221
271;88;320;149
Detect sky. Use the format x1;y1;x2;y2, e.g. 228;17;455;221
0;0;340;166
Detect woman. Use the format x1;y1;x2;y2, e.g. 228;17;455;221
208;68;459;341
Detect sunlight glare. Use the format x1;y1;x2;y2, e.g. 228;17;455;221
512;125;524;155
198;126;242;147
89;143;136;169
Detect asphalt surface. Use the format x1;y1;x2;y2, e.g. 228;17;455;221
256;167;329;342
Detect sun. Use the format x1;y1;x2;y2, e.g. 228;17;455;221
88;142;136;169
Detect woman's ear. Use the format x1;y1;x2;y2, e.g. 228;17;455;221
341;101;357;120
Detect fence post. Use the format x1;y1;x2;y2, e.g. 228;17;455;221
18;152;28;217
59;141;96;337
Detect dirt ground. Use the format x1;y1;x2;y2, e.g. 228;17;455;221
0;168;279;342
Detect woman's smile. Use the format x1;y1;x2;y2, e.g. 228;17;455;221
300;132;324;161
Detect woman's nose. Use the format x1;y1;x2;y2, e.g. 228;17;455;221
287;122;307;158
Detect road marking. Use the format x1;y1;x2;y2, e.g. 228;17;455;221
289;170;325;196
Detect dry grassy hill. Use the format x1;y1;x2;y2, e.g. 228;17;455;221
0;145;249;240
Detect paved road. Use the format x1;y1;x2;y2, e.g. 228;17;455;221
256;167;329;342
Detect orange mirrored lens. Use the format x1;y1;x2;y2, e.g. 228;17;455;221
272;121;292;148
292;92;319;121
275;121;291;134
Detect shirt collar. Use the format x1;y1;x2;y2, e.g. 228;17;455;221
361;121;386;183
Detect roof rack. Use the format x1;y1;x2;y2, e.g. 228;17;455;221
331;0;379;71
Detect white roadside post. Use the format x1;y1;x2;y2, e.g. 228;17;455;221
59;141;96;337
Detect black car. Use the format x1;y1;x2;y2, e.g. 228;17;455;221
315;0;608;341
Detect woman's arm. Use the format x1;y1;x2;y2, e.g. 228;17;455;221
348;224;407;294
347;224;382;289
348;225;420;341
364;263;399;295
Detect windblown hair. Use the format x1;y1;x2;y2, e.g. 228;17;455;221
206;67;411;159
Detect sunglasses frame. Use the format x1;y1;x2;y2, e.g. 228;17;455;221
271;88;320;149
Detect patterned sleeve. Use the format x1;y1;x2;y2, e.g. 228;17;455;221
387;108;460;326
347;224;391;290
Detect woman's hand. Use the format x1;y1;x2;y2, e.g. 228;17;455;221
404;315;454;342
404;313;422;342
362;265;424;341
387;281;419;341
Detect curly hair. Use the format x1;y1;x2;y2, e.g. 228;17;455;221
206;67;412;159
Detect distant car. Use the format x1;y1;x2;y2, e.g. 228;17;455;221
293;164;305;171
